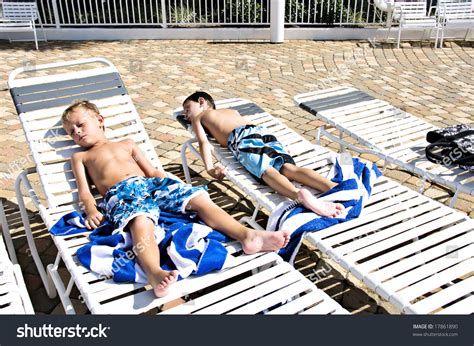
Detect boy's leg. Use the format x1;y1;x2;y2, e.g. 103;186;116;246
262;165;343;218
128;215;178;298
186;193;290;254
261;167;299;200
280;163;337;192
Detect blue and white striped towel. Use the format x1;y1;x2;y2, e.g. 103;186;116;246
268;153;382;263
50;211;235;283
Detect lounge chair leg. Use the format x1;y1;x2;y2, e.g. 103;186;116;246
382;159;389;173
339;131;345;153
316;126;322;146
181;138;200;184
47;259;76;314
449;190;460;208
0;200;17;264
180;141;192;184
397;25;402;48
440;25;445;48
239;203;264;230
32;21;38;50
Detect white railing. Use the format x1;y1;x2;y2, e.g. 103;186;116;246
25;0;392;27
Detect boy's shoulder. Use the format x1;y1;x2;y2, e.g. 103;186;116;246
119;138;135;146
71;150;87;162
204;108;237;118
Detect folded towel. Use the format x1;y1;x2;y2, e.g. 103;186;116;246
50;210;235;283
268;153;382;263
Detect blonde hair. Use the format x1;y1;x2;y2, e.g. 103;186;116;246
61;100;101;124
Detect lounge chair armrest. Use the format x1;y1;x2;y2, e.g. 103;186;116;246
391;6;404;23
14;168;58;299
15;167;47;214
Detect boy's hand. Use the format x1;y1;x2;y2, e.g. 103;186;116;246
207;164;227;180
85;210;105;229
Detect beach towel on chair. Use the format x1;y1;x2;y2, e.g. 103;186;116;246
268;153;382;263
50;211;234;283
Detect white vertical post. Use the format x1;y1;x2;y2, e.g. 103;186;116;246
270;0;285;43
160;0;167;28
51;0;61;28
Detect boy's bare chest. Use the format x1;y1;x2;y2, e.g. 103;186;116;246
83;143;131;168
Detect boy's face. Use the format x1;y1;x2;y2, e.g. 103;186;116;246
63;107;105;148
183;98;207;122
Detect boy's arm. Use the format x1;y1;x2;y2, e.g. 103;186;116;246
127;139;167;178
192;116;226;180
71;152;104;229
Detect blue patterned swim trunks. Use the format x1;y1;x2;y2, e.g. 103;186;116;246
227;124;295;179
104;176;207;234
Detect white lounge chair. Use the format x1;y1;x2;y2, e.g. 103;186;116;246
387;1;441;48
176;98;474;314
294;86;474;208
436;0;474;46
0;0;46;50
0;200;34;314
8;58;348;315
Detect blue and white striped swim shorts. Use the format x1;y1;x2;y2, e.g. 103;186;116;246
104;176;207;234
227;124;295;179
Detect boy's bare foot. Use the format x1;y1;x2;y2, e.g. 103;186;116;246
242;229;291;254
150;269;179;298
297;189;344;218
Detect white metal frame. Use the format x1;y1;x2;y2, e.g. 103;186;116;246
436;0;474;46
294;86;474;208
176;98;474;314
0;1;47;50
387;1;442;48
8;58;347;315
0;200;34;314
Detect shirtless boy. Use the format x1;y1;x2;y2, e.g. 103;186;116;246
62;100;290;298
182;91;344;218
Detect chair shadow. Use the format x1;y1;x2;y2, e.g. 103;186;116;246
164;163;266;224
295;244;390;315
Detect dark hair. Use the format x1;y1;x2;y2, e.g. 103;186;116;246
183;91;216;109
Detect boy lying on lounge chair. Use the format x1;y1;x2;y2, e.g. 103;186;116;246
182;92;344;218
62;100;290;298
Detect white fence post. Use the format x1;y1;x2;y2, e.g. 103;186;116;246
51;0;61;28
160;0;167;28
270;0;285;43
